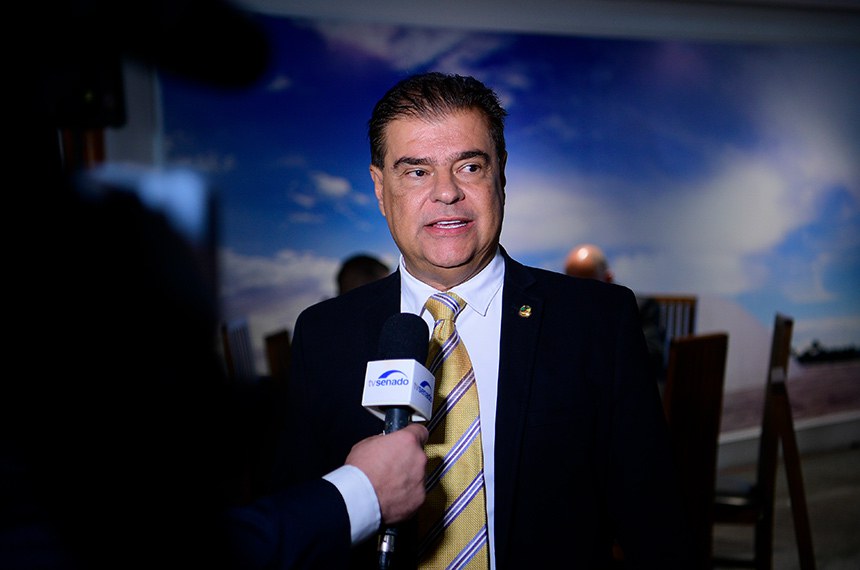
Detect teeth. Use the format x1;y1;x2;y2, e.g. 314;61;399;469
436;220;465;227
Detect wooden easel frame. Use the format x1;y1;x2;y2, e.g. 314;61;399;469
765;371;816;569
713;313;816;570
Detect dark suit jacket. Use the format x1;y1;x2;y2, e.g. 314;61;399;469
271;249;692;569
226;479;350;569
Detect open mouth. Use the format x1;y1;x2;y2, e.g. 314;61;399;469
431;219;468;229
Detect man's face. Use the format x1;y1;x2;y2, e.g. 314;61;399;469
370;109;506;291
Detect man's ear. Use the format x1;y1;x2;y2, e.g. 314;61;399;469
369;164;386;216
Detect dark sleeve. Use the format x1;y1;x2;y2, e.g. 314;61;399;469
609;289;693;568
225;478;351;570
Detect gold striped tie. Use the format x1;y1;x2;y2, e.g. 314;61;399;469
418;292;489;569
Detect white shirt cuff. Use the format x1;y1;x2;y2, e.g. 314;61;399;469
322;464;381;545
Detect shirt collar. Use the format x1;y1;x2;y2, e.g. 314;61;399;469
400;248;504;317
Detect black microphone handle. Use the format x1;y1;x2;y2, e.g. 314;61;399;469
379;405;412;569
378;525;398;570
383;406;411;435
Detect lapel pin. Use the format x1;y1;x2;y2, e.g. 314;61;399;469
518;305;532;318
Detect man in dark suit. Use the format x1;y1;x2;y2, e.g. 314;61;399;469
271;72;691;568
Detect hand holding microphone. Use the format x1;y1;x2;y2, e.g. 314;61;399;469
344;423;428;524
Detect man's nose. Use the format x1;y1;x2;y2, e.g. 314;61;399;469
431;171;464;204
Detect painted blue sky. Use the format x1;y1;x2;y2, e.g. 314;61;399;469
160;14;860;375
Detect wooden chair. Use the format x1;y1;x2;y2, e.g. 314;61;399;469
712;313;816;569
608;332;727;568
224;327;293;504
651;294;698;363
662;332;729;569
264;328;292;385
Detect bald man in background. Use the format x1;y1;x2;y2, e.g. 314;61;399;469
566;244;667;387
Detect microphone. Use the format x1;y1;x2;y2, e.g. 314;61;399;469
361;313;434;570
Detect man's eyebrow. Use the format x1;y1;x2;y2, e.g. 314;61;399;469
391;150;490;169
456;150;490;162
392;156;429;169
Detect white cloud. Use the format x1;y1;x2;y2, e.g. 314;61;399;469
219;247;340;373
646;155;813;254
781;251;838;304
308;20;512;77
284;169;379;227
310;171;352;198
616;250;763;297
743;49;860;201
352;192;373;206
500;170;625;253
311;21;476;70
501;149;823;296
167;149;237;174
525;113;580;142
277;154;308;168
219;247;331;296
291;193;316;208
288;211;325;224
297;21;527;122
498;45;859;302
267;74;292;92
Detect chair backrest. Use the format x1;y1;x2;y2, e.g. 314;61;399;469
220;318;257;382
662;331;729;568
752;314;795;541
264;328;292;384
768;312;793;373
759;314;794;472
651;294;697;362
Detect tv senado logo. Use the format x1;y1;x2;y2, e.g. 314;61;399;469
414;380;432;401
375;369;410;386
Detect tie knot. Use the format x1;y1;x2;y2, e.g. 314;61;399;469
424;291;466;323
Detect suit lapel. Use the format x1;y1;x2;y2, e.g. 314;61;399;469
364;270;402;336
493;251;542;559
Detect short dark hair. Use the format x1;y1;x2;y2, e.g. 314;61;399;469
368;72;508;168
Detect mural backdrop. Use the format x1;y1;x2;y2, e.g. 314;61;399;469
160;14;860;391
